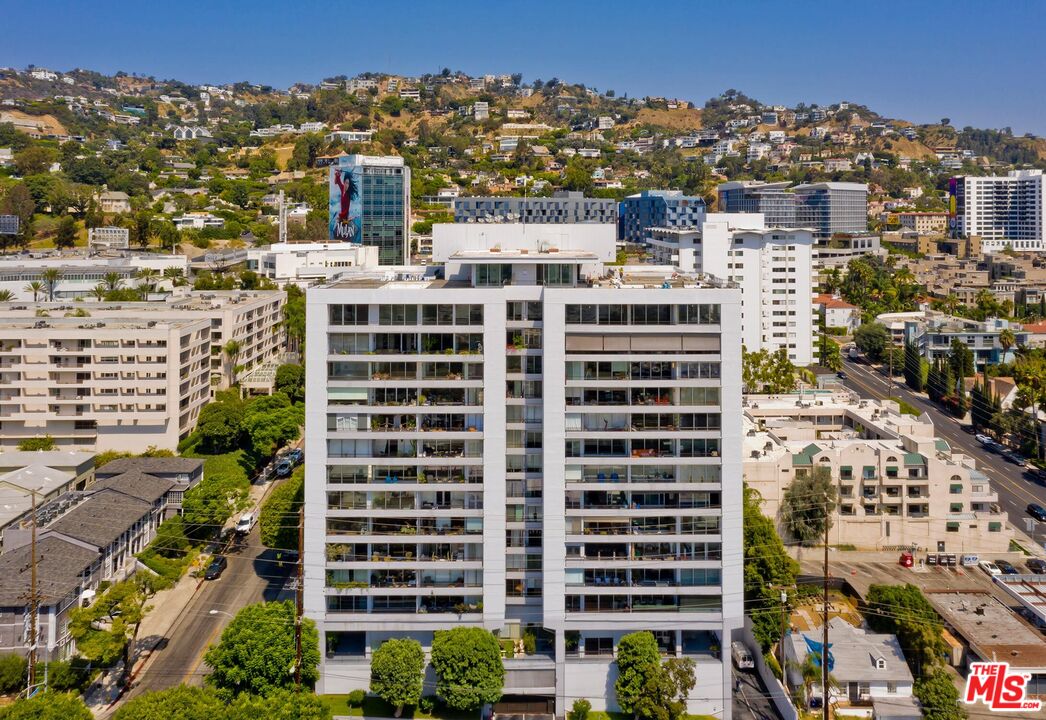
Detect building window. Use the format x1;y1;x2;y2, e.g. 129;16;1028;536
949;484;963;494
946;522;960;532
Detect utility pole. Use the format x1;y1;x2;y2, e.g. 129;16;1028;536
27;490;37;694
294;505;303;691
822;491;830;720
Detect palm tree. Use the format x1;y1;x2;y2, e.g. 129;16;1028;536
135;268;158;294
162;267;185;287
0;290;13;302
102;271;122;292
223;339;242;382
941;294;961;316
90;283;107;301
24;280;44;302
40;268;61;302
1000;328;1016;357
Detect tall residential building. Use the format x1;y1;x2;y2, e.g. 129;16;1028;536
453;191;617;225
648;213;815;365
793;182;869;241
716;181;796;227
618;190;706;244
950;170;1046;252
328;155;411;265
304;223;743;717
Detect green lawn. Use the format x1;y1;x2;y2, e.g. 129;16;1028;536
184;446;256;486
888;396;921;417
321;696;478;719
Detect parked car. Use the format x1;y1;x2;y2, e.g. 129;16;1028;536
979;560;1002;577
732;641;754;670
287;448;304;464
1028;504;1046;522
996;559;1020;575
1026;558;1046;574
975;434;993;446
204;555;228;580
275;459;293;477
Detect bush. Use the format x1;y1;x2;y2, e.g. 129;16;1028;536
0;653;27;693
17;435;55;451
763;651;782;679
418;696;436;714
45;657;93;692
347;689;366;707
259;466;303;550
568;699;591;720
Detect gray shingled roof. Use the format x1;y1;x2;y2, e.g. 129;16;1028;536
97;457;203;476
787;617;913;684
92;471;175;504
47;489;152;549
0;536;98;605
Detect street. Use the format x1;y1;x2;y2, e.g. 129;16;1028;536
733;665;779;720
122;524;295;699
840;356;1046;551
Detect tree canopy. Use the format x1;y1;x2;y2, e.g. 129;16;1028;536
614;631;696;720
781;465;837;545
370;638;425;715
430;627;504;710
0;691;92;720
203;601;320;697
113;685;332;720
744;486;799;650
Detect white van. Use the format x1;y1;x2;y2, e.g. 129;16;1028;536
732;641;754;670
235;512;256;535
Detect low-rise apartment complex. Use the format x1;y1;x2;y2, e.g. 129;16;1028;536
743;393;1011;552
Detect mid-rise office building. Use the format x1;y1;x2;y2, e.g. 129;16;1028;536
453;191;617;225
329;155;411;265
793;182;869;241
716;181;796;227
950;170;1046;252
304;223;743;717
0;255;188;301
246;242;380;286
648;213;815;365
618;190;706;244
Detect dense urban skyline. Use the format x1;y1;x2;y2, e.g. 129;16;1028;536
4;0;1046;134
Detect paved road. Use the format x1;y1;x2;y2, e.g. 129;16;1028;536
124;525;294;698
733;665;780;720
840;356;1046;552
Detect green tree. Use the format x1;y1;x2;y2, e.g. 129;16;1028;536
563;157;593;192
23;281;44;301
260;466;303;550
274;364;305;404
865;584;947;675
632;657;696;720
17;435;55;451
430;627;504;711
614;631;662;716
54;215;78;249
283;284;305;352
0;691;92;720
370;638;425;716
914;670;965;720
854;322;890;363
742;346;797;393
229;689;332;719
999;328;1017;356
903;340;924;392
242;394;303;457
819;337;843;372
40;268;61;301
781;465;837;545
204;600;320;697
949;339;974;379
113;685;224;720
744;486;799;651
0;183;36;251
69;572;171;685
0;654;26;693
195;399;244;454
13;146;57;177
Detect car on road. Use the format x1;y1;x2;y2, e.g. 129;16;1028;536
1027;558;1046;574
287;448;304;464
836;371;847;379
732;642;755;670
985;440;1005;454
204;555;228;580
975;433;993;446
996;559;1020;575
979;560;1002;577
235;512;256;535
1028;504;1046;522
275;459;293;477
1004;451;1028;467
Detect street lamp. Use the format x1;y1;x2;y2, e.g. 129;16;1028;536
207;609;234;618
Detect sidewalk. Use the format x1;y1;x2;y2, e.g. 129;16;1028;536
84;451;291;717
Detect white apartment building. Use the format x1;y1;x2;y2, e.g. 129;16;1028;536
247;242;380;286
87;226;130;252
304;224;743;718
743;393;1012;552
0;255;188;301
0;291;285;450
0;315;211;452
952;170;1046;252
647;213;815;365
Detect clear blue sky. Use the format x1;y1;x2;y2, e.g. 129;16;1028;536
4;0;1046;135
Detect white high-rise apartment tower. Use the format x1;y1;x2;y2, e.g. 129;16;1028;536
951;170;1046;252
304;223;744;717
